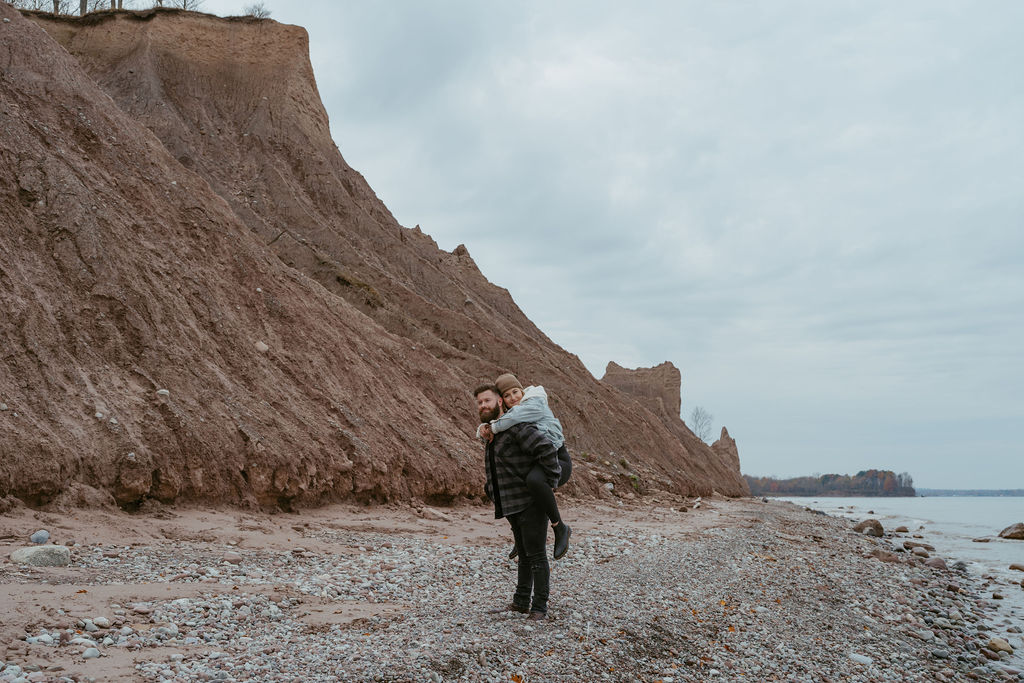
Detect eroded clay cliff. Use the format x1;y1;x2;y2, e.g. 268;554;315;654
602;362;748;494
1;6;748;508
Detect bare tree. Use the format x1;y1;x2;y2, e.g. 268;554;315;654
243;1;269;18
165;0;203;8
689;406;714;443
8;0;72;11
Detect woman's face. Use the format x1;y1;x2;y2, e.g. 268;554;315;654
502;387;524;409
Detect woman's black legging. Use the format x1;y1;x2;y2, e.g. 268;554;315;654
524;445;572;525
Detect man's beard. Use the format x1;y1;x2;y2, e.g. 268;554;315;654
478;405;500;422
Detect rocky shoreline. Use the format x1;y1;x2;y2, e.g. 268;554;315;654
1;497;1021;681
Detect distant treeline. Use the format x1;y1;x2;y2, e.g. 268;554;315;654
917;489;1024;497
745;470;915;497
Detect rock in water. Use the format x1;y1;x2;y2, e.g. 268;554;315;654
29;529;50;544
853;519;883;537
998;522;1024;539
849;653;873;665
10;545;71;566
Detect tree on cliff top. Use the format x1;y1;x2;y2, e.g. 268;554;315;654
243;1;269;18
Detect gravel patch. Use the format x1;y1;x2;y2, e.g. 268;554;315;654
1;500;1021;681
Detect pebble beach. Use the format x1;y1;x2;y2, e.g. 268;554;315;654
1;497;1022;682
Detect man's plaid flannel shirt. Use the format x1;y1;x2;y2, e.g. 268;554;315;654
484;422;561;519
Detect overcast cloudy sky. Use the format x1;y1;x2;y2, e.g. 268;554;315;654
202;1;1023;489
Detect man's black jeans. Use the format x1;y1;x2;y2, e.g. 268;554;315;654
507;504;550;614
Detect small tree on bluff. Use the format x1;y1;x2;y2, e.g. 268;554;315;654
243;1;269;18
689;405;714;443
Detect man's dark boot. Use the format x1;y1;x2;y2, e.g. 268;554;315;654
553;522;571;559
487;603;529;615
527;611;547;621
508;544;518;560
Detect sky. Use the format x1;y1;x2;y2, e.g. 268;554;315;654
199;0;1024;489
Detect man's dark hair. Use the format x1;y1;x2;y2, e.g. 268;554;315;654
474;383;500;398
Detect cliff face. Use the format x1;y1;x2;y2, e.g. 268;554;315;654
1;6;748;507
602;361;682;423
602;362;750;496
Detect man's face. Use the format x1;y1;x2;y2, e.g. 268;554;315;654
476;389;502;423
502;387;524;409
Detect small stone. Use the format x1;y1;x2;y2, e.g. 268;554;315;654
604;482;614;491
223;551;243;564
989;637;1014;654
82;648;100;659
84;620;98;632
869;548;900;563
931;649;949;659
92;617;110;629
254;341;270;354
10;545;71;567
849;653;873;665
0;403;7;410
994;593;1004;600
903;541;935;551
94;412;103;419
973;537;991;543
1010;563;1024;572
420;507;453;523
29;530;50;544
853;519;883;537
894;526;909;533
912;547;930;558
925;557;947;570
156;389;170;398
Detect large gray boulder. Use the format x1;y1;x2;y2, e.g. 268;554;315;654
998;522;1024;540
10;545;71;567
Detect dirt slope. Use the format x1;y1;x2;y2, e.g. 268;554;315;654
2;6;748;507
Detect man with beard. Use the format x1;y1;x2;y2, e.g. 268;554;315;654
474;383;561;621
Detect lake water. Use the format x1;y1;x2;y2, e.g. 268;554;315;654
779;496;1024;632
